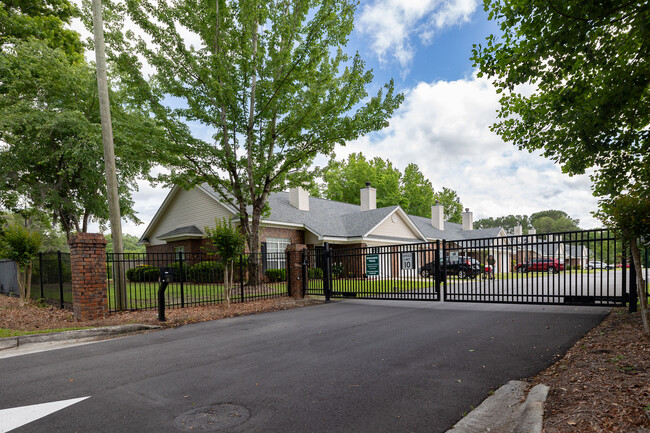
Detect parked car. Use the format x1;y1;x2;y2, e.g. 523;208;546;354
420;255;483;279
587;260;613;270
516;259;564;273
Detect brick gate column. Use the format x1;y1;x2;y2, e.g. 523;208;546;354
69;233;108;321
286;244;307;299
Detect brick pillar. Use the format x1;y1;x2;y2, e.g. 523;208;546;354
69;233;108;321
286;244;307;299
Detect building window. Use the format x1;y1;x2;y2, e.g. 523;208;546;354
265;237;290;269
174;246;185;260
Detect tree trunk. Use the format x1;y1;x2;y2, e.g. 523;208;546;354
16;262;26;306
25;262;33;304
630;239;649;335
247;213;261;287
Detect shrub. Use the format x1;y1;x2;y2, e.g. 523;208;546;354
126;265;160;282
308;267;323;280
188;261;224;283
332;263;344;278
265;268;286;282
167;262;188;282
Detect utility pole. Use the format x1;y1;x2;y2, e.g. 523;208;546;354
91;0;126;310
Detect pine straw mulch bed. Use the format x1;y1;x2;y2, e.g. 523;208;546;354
0;294;323;331
529;308;650;433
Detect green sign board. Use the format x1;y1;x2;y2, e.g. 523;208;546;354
366;254;380;276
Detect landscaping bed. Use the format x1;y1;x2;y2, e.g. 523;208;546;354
0;294;322;333
530;308;650;432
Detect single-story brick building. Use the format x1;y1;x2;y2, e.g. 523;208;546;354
139;183;507;259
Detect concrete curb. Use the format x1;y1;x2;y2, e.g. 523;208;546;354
0;324;161;351
446;380;549;433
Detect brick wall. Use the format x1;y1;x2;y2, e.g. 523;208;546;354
146;238;205;255
260;227;305;246
69;233;108;321
286;244;307;299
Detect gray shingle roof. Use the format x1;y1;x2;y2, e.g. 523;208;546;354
198;184;504;242
157;225;203;239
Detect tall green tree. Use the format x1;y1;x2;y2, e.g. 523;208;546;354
473;0;649;330
530;210;580;233
475;214;531;233
204;218;246;307
1;210;69;252
323;153;402;208
105;0;403;284
0;224;42;305
105;233;146;254
0;0;83;59
0;39;164;237
322;153;461;219
432;187;463;224
401;163;435;217
601;190;650;333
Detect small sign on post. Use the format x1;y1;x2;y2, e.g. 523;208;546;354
366;254;380;277
401;252;414;270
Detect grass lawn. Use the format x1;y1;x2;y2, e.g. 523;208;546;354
308;279;433;294
0;326;93;338
106;281;289;310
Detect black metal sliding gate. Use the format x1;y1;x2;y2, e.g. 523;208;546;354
304;229;643;308
305;242;441;301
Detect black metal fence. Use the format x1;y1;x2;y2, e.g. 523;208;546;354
443;230;627;305
305;229;644;308
306;242;441;301
30;252;72;309
106;251;290;312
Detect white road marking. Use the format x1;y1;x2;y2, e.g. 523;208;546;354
0;396;90;432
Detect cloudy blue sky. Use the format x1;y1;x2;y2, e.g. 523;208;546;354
80;0;601;237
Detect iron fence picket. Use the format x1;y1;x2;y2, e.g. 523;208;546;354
105;251;290;312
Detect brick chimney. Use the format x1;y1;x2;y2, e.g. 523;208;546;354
431;200;444;230
514;225;523;236
289;186;309;211
360;181;376;211
462;208;473;231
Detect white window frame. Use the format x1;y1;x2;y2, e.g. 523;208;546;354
265;237;291;269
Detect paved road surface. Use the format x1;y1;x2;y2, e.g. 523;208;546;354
0;300;609;432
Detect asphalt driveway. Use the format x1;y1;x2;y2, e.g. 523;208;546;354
0;300;609;432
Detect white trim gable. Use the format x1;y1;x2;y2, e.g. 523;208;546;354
363;207;428;242
140;185;236;245
197;184;239;214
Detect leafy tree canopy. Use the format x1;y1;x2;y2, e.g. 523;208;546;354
104;233;146;254
476;210;580;234
530;210;580;233
0;223;42;267
1;210;68;252
0;39;166;236
102;0;404;258
321;153;463;221
475;214;531;233
432;187;463;224
472;0;650;216
0;0;83;60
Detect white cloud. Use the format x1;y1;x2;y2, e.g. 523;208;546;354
336;72;602;229
358;0;478;67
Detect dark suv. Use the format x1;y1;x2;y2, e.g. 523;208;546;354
420;255;483;279
516;259;564;273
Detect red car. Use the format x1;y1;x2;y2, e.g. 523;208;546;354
517;259;564;274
